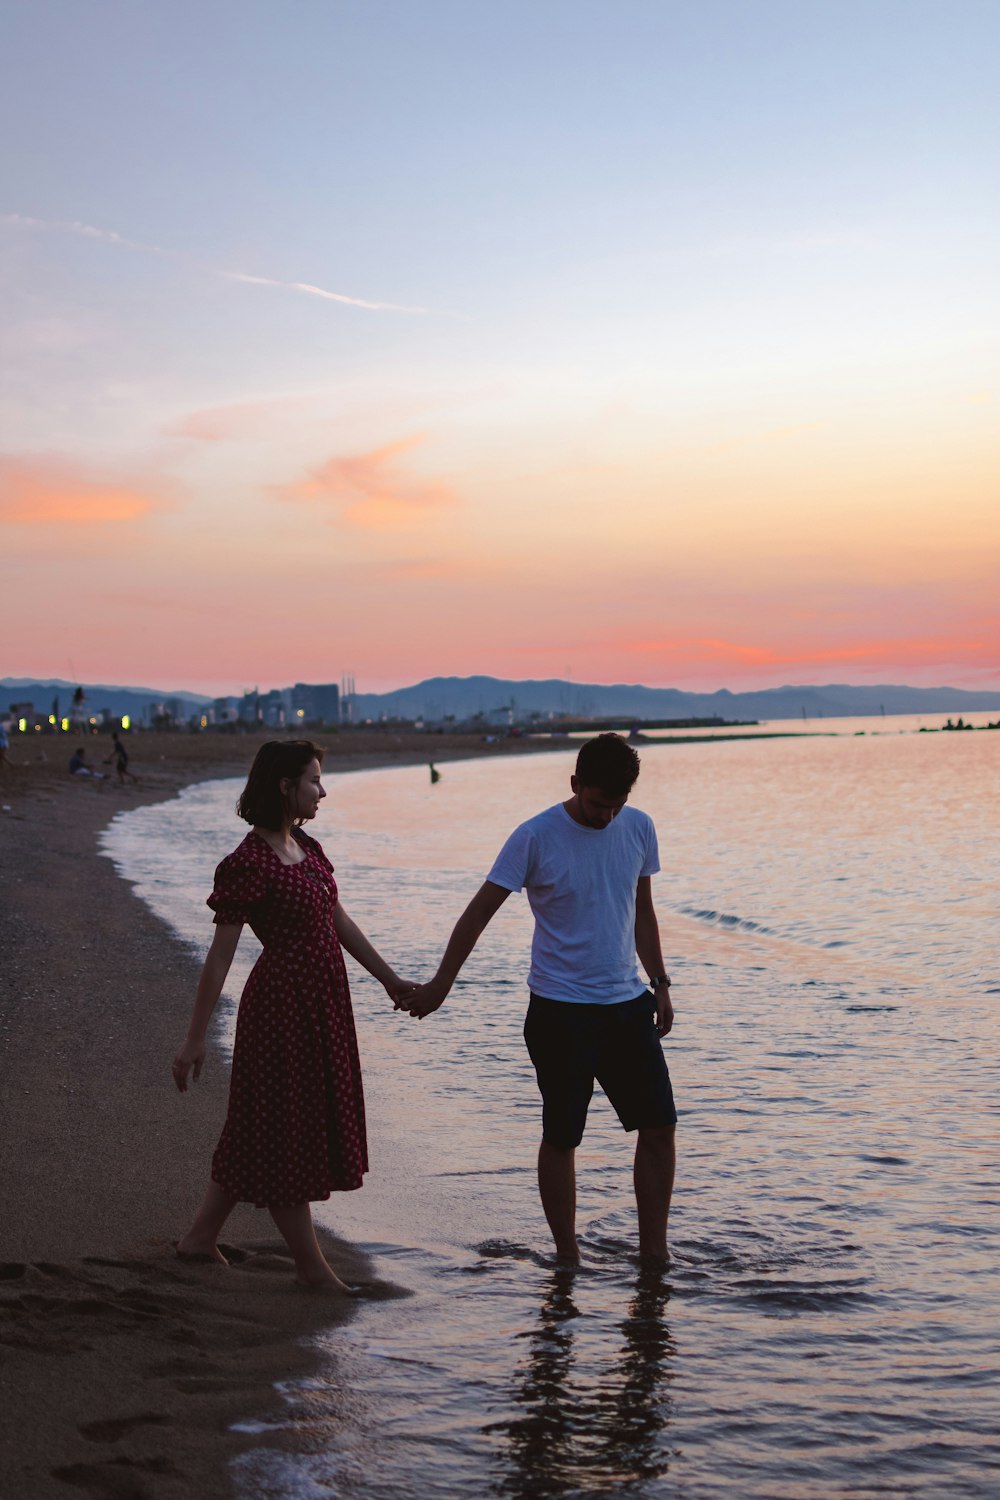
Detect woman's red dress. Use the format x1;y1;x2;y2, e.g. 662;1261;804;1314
207;829;368;1206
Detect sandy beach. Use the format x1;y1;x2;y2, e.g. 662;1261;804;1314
0;729;564;1500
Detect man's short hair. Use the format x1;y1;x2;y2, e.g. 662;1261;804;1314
575;733;640;796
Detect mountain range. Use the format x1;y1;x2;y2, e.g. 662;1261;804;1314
348;675;1000;722
4;675;1000;723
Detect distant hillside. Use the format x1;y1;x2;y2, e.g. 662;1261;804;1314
4;673;999;726
346;675;1000;723
0;678;210;719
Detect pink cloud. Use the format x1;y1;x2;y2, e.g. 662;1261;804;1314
621;634;998;670
165;399;297;443
275;434;459;530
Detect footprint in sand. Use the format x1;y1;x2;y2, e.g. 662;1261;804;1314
171;1373;236;1394
144;1355;223;1378
51;1455;180;1496
79;1413;170;1443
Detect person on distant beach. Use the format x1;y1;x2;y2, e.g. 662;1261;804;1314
105;730;138;785
172;740;416;1293
398;733;676;1264
68;746;105;780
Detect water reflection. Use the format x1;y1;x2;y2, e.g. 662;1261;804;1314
490;1265;676;1497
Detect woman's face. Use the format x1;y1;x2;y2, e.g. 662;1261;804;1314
289;757;326;821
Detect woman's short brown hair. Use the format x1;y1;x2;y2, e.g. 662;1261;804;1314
236;740;324;829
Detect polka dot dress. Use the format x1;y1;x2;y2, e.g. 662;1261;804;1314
207;829;368;1207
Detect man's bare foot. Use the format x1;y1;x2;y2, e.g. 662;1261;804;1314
175;1237;229;1266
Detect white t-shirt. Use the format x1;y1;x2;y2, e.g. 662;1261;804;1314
487;802;660;1004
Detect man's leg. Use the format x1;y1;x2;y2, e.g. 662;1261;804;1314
633;1124;676;1260
537;1140;580;1262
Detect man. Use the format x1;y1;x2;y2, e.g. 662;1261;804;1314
400;733;676;1263
105;730;139;785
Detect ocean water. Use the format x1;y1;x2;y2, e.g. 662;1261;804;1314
102;720;1000;1499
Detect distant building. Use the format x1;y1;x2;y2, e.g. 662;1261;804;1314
291;682;340;726
148;701;179;729
211;696;240;726
9;701;41;732
239;690;261;725
259;689;289;727
340;672;356;724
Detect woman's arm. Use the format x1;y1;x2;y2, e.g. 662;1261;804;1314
400;880;511;1018
334;902;415;995
172;922;243;1091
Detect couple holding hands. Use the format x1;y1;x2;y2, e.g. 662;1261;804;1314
173;734;676;1293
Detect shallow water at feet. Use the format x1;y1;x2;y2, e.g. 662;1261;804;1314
103;723;1000;1497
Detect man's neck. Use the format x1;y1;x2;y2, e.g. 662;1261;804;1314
563;795;586;826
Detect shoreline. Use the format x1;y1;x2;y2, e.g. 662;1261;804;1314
0;730;572;1499
0;721;843;1498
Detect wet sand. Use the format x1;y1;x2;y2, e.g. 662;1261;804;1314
0;729;563;1499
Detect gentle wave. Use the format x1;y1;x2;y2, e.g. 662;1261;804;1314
675;903;779;937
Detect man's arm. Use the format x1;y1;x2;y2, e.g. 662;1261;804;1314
398;880;512;1018
635;875;673;1037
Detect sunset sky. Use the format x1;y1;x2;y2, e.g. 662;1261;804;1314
2;0;998;696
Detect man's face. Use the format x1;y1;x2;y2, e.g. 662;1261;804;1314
571;777;629;829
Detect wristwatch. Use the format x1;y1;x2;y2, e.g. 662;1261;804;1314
650;974;671;989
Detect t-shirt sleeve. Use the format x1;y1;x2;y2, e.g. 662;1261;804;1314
206;850;268;926
486;822;535;893
640;816;660;878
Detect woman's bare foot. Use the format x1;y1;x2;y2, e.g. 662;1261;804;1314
294;1265;355;1296
175;1236;229;1266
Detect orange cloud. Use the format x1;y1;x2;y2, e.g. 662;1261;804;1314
276;434;458;530
0;456;163;526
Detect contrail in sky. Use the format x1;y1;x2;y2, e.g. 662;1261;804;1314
221;269;424;313
1;212;426;314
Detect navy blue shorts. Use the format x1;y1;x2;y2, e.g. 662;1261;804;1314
523;991;677;1150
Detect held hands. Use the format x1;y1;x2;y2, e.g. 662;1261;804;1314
172;1038;206;1092
384;974;441;1019
384;974;420;1006
391;978;448;1019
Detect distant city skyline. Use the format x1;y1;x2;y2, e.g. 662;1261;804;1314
5;671;1000;734
2;2;998;696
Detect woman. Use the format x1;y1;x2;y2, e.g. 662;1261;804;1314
172;740;411;1293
